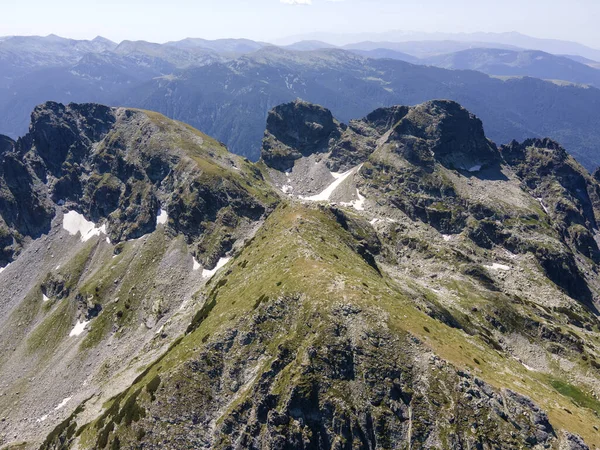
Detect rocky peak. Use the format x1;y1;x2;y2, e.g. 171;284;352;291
363;105;410;134
0;135;15;154
25;102;116;177
501;138;600;265
261;99;341;171
501;138;568;167
388;100;501;170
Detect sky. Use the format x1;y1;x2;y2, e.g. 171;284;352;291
0;0;598;48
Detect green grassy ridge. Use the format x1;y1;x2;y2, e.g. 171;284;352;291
40;202;600;448
140;109;279;207
72;203;396;447
79;230;169;351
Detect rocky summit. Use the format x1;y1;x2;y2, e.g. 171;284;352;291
1;99;600;449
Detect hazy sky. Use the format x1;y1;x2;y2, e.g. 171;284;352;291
0;0;598;47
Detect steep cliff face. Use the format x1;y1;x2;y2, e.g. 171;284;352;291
3;100;600;449
0;135;14;154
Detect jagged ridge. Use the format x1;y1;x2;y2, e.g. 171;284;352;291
3;99;600;449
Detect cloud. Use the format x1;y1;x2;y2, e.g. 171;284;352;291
280;0;312;4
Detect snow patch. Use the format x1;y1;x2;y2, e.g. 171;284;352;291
156;209;168;225
193;258;201;271
43;294;49;302
301;165;362;202
341;189;366;211
536;198;549;214
468;165;482;172
486;263;511;271
522;363;538;372
0;263;11;274
54;397;71;411
281;184;294;194
69;320;90;337
36;414;48;423
202;257;231;279
442;234;453;242
63;211;107;242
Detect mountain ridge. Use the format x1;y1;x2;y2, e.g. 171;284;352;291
1;99;600;448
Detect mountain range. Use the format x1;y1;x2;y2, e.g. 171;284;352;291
1;98;600;448
2;34;600;173
277;30;600;61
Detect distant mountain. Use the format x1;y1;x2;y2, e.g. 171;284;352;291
0;34;117;93
348;48;419;63
343;40;522;58
283;40;337;51
113;40;225;68
422;48;600;87
2;38;600;170
562;54;600;69
165;37;267;54
117;47;600;170
0;34;116;71
459;31;600;61
279;30;600;60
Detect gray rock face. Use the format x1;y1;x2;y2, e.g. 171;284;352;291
0;135;14;154
261;100;341;171
387;100;501;170
561;431;591;450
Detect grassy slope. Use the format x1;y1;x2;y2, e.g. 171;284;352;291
47;201;600;448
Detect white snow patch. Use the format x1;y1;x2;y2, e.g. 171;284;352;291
193;258;201;271
54;397;71;411
468;165;482;172
69;320;90;337
63;211;107;242
36;414;48;423
486;263;511;271
43;294;49;302
202;257;231;279
504;249;518;259
442;234;453;242
536;198;549;214
342;189;366;211
0;263;11;274
156;209;168;225
281;184;294;194
522;363;538;372
370;217;397;225
301;165;362;202
105;236;111;244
